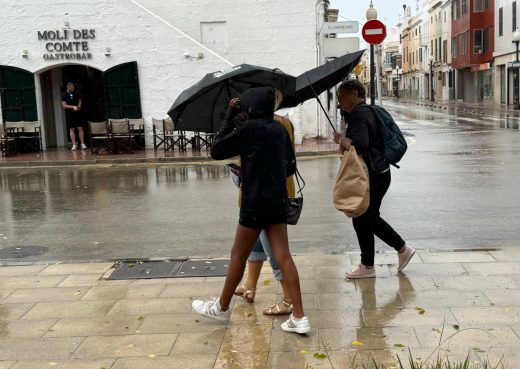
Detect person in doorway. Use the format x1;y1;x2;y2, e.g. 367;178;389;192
192;86;311;334
234;89;296;316
333;79;414;279
61;82;87;151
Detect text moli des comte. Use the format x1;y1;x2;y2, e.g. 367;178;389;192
38;29;96;60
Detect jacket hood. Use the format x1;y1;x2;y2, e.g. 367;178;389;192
240;87;275;119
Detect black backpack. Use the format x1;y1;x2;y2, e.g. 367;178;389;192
367;105;407;167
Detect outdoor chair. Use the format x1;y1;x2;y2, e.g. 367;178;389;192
163;118;187;152
18;121;42;152
152;118;164;150
88;121;110;154
109;119;134;153
4;121;25;154
128;118;145;150
0;122;16;156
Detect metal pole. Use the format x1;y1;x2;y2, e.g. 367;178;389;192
516;41;519;62
430;61;435;102
370;44;376;105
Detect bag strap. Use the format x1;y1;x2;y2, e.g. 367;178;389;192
294;166;305;196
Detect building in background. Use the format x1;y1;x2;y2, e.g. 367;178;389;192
493;0;519;106
451;0;494;102
0;0;331;149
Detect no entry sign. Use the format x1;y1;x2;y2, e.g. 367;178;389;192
362;19;387;45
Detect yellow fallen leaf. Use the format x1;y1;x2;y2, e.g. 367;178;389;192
263;278;271;285
415;307;425;315
352;340;363;346
313;353;327;359
394;343;406;348
505;307;511;312
148;354;155;358
48;363;59;366
432;328;442;334
230;349;238;353
73;291;82;296
300;349;308;354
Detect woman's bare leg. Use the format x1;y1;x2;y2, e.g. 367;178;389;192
264;223;304;318
218;224;261;310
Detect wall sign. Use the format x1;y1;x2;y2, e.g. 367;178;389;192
38;29;95;60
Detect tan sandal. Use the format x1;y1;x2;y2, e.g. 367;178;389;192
263;298;293;316
233;284;256;303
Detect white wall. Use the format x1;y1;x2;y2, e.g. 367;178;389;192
0;0;325;144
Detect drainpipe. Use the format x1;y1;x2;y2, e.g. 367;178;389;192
315;0;327;137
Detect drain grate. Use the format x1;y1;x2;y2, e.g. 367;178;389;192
107;259;230;280
0;246;49;259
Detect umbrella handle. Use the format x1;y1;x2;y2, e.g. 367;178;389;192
306;76;336;133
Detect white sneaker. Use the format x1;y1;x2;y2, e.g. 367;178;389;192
398;245;416;272
281;313;311;334
81;144;88;150
345;264;376;279
71;145;77;151
192;297;230;322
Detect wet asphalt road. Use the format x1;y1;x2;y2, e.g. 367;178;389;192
1;101;519;262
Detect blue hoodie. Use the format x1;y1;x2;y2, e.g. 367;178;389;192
211;87;296;219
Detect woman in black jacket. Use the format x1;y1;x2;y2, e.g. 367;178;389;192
191;87;311;334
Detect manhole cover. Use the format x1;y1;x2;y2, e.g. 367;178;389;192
175;259;229;278
0;246;49;259
107;259;230;280
109;260;184;280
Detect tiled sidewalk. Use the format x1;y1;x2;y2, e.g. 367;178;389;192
1;249;520;369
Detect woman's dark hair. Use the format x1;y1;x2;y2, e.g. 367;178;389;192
338;79;366;98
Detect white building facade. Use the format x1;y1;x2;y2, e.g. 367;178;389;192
0;0;329;149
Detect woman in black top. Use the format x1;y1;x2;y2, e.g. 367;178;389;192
191;87;311;334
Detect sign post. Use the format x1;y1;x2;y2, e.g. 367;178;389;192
362;19;387;105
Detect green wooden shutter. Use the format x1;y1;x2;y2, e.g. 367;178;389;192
0;66;37;122
104;62;142;119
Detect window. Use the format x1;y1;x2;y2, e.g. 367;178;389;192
431;40;434;56
444;11;447;22
474;0;483;12
462;31;467;55
484;0;489;9
419;47;423;62
499;7;503;36
443;40;448;63
452;37;458;58
442;72;447;87
514;2;517;32
452;0;459;20
483;28;489;52
474;29;483;53
439;37;442;60
462;0;468;15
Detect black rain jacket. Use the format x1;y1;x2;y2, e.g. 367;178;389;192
211;87;296;219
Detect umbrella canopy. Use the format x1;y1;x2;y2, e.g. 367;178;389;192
168;64;295;133
281;50;365;108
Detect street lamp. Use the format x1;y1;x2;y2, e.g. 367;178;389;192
513;27;520;62
395;66;400;98
429;57;434;102
366;1;378;105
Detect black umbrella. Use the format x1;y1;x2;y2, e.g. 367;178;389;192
168;64;295;133
282;50;366;108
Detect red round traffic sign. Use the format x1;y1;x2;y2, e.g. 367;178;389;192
362;19;387;45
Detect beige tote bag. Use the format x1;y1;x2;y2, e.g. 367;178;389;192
332;146;370;218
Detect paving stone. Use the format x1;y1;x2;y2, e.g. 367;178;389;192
462;262;520;275
39;263;114;275
0;337;83;360
138;313;226;334
0;276;66;289
320;327;419;351
420;252;495;263
362;308;458;328
318;290;404;310
400;290;492;308
44;316;142;337
0;265;47;277
415;325;520;350
485;290;520;306
433;275;519;290
489;250;520;262
398;262;468;276
299;278;356;294
106;297;191;316
268;351;332;369
3;287;88;303
0;303;35;320
351;252;424;266
0;291;12;301
0;319;56;338
130;277;207;285
171;331;225;354
111;354;216;369
80;284;164;301
0;362;14;369
293;254;351;266
269;327;319;351
72;334;177;358
214;351;268;369
159;281;229;298
57;274;130;287
482;348;520;367
317;264;391;279
272;309;363;329
451;307;520;325
10;358;115;369
22;301;116;319
354;275;438;292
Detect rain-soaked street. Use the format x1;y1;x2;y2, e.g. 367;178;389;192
1;101;520;262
